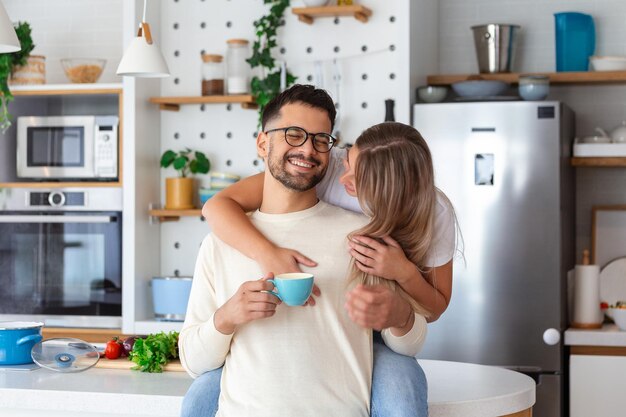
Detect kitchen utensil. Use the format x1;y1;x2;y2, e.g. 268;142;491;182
599;258;626;315
581;127;611;144
610;121;626;143
451;80;509;98
572;249;603;328
518;75;550;101
554;12;595;72
416;86;448;103
152;277;193;321
471;24;520;73
61;58;106;83
0;322;43;365
589;56;626;71
31;338;99;372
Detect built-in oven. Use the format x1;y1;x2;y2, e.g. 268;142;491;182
0;188;122;328
16;115;119;180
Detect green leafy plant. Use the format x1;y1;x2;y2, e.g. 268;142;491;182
129;331;179;373
160;148;211;178
0;22;34;132
248;0;296;126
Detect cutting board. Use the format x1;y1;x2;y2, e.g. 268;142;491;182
94;358;185;372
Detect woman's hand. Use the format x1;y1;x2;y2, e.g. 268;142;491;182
257;246;321;306
348;235;415;284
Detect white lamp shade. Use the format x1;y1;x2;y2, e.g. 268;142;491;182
117;35;169;78
0;2;19;53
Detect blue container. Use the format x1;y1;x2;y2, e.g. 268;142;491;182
555;12;595;72
0;322;43;365
152;277;193;321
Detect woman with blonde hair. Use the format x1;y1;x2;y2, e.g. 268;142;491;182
182;117;457;415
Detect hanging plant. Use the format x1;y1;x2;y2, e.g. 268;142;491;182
0;22;34;132
248;0;296;126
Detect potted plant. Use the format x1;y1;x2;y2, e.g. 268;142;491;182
0;21;35;132
160;148;211;209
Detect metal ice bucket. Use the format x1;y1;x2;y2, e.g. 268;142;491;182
471;24;520;73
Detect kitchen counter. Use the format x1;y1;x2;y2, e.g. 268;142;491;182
0;360;535;417
565;323;626;346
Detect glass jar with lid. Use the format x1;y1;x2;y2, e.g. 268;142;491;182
226;39;251;95
201;54;224;96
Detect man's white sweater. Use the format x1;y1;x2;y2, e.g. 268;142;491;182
179;201;427;417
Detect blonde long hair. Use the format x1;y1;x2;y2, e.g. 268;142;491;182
347;122;449;318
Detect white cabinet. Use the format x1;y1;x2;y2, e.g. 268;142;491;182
570;354;626;416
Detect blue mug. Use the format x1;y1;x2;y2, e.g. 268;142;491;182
268;273;314;306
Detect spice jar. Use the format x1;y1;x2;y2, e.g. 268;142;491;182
226;39;251;95
201;54;224;96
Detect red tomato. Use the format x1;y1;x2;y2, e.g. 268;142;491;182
105;338;122;359
600;302;609;310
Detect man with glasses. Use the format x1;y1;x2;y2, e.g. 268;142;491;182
179;84;424;417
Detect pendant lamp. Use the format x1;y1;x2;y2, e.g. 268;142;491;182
117;0;169;78
0;1;20;53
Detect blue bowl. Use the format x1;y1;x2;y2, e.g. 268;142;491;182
199;188;220;204
451;80;509;98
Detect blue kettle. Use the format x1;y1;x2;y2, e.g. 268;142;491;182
554;12;595;72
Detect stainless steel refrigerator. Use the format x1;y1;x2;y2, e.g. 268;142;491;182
413;101;575;417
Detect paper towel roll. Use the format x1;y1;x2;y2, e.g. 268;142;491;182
572;264;603;328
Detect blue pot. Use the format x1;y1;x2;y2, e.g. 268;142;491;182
0;322;44;365
152;277;192;321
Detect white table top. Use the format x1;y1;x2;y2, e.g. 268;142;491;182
565;324;626;347
0;359;535;417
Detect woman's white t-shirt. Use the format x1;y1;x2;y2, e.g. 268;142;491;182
316;147;455;267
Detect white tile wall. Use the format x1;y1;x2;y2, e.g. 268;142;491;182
439;0;626;260
3;0;122;84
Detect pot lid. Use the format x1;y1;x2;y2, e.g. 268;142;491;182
0;321;44;330
31;338;100;373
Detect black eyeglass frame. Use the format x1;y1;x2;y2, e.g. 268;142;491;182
264;126;337;153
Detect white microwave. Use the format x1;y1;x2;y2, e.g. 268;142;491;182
16;115;119;180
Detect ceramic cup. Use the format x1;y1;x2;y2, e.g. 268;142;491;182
518;75;550;101
268;273;314;306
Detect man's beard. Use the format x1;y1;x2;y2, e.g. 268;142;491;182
267;142;326;192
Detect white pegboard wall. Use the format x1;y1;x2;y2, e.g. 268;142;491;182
158;0;423;276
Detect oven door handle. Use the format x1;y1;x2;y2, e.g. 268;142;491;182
0;215;116;223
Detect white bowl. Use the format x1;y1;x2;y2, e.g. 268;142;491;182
590;56;626;71
302;0;329;6
451;80;509;98
610;308;626;330
417;86;448;103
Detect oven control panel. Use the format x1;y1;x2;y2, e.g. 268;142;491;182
29;191;85;207
94;120;118;178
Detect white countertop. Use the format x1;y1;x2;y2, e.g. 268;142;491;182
565;323;626;347
0;359;535;417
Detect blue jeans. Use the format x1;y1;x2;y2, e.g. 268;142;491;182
180;336;428;417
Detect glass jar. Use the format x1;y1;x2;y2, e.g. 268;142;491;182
226;39;251;95
201;54;224;96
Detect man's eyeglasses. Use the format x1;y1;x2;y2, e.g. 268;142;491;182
264;126;336;153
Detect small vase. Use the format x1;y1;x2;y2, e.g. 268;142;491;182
9;55;46;85
165;177;195;209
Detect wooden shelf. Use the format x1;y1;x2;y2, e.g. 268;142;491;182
149;95;257;111
10;83;123;96
571;157;626;167
427;71;626;86
149;209;203;222
0;182;122;188
292;5;372;24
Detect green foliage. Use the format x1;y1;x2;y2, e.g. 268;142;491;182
248;0;296;126
160;148;211;178
129;331;179;373
0;22;35;132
